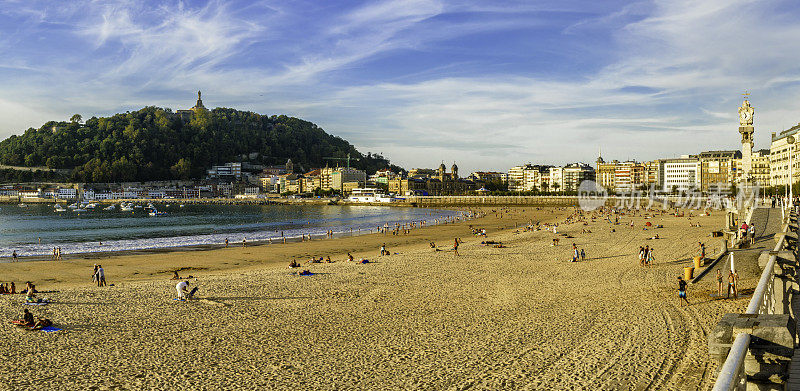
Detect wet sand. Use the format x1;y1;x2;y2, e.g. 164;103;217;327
0;206;752;389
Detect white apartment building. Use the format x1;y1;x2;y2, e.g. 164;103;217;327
507;165;527;192
770;126;800;187
659;158;700;192
56;188;77;199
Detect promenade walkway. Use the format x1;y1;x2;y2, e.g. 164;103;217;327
721;207;782;283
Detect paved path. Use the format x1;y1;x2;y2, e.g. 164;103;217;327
719;207;782;282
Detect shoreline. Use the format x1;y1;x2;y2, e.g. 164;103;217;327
2;208;475;262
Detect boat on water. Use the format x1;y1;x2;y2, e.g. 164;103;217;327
67;203;78;209
18;203;27;208
54;205;67;212
179;204;185;208
148;209;167;217
85;203;98;209
103;204;116;211
120;204;134;212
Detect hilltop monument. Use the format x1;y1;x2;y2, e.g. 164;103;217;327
177;90;208;121
738;94;755;181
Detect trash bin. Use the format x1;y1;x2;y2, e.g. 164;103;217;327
684;266;694;281
693;256;703;269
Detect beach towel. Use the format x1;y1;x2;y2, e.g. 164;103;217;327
39;326;62;332
23;302;48;306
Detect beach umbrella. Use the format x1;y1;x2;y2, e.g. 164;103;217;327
729;252;735;274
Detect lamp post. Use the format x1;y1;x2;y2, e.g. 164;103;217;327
788;135;795;209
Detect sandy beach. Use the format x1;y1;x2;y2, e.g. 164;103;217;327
0;206;754;390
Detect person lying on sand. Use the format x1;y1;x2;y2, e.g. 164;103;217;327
298;269;312;276
647;234;660;240
288;260;300;268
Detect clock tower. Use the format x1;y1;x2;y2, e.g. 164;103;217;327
738;95;755;181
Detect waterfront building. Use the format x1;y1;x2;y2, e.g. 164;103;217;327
659;157;700;193
56;187;77;199
388;163;478;196
507;165;529;192
750;149;771;187
698;150;741;192
769;124;800;187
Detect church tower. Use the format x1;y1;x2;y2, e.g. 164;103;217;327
738;95;755;181
192;90;207;112
451;162;458;179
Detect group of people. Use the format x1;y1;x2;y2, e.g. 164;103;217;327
14;308;52;330
717;269;739;299
638;246;655;266
92;264;106;287
51;247;63;261
0;282;16;294
570;243;586;262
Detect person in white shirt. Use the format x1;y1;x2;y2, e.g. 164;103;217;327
176;280;189;300
96;265;106;287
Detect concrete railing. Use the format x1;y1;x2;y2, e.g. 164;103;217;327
710;206;797;391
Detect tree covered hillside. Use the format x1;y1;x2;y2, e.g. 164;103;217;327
0;107;403;182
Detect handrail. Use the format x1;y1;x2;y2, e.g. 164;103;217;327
746;234;786;314
712;333;751;391
713;206;792;390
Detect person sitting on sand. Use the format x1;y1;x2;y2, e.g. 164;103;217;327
325;256;332;263
289;259;300;268
25;289;42;303
429;242;436;248
347;253;354;262
20;309;34;327
9;282;15;294
171;271;181;280
176;280;190;301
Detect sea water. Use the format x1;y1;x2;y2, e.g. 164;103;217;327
0;203;461;258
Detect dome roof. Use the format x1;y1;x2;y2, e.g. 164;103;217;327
451;162;458;170
439;163;446;171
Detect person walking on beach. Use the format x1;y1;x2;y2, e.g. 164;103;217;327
56;247;61;261
580;248;586;262
717;269;724;297
225;238;229;248
453;238;459;256
677;277;689;307
92;264;98;285
96;265;106;287
12;250;17;262
638;246;645;266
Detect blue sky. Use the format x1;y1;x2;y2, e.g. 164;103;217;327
2;0;800;173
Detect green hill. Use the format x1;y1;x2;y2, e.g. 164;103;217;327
0;107;403;182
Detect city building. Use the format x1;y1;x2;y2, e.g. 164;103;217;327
751;149;771;187
660;157;700;193
388;163;479;196
698;150;741;192
207;162;242;180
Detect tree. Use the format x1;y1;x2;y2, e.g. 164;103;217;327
70;114;82;124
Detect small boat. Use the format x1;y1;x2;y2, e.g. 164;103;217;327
179;204;185;208
54;205;67;212
67;203;78;209
103;204;116;211
85;203;97;209
18;203;27;208
148;210;167;217
120;204;133;212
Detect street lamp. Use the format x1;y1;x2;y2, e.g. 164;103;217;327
788;135;795;209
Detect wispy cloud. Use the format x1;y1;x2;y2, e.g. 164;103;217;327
1;0;800;174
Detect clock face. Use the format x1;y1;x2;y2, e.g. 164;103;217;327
741;111;751;121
